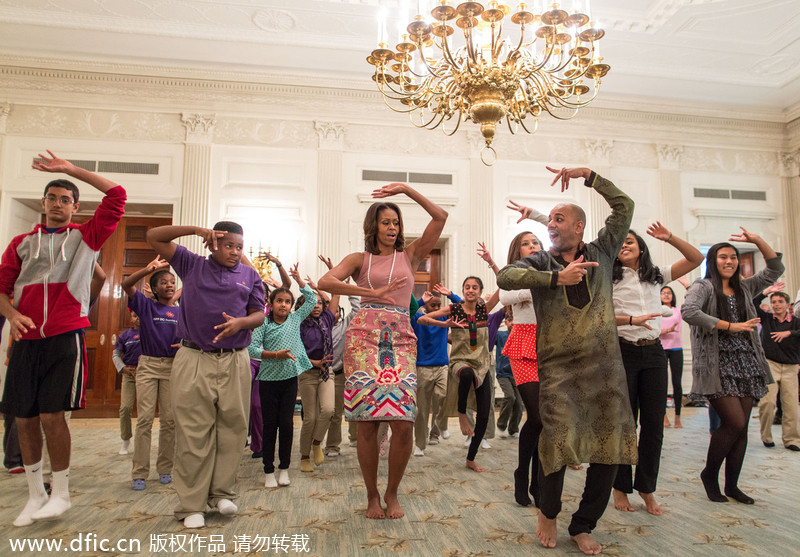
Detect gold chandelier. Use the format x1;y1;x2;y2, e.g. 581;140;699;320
368;1;609;165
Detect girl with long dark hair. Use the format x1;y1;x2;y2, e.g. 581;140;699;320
611;224;703;515
659;280;689;429
683;228;783;504
248;264;316;488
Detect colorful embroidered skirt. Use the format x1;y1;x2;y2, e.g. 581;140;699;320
344;304;417;422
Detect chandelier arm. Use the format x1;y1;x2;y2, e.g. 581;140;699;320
425;111;448;131
506;114;519;135
440;32;462;71
509;21;526;57
376;77;421;102
418;41;454;79
518;115;537;134
442;109;463;136
409;106;444;129
465;24;478;66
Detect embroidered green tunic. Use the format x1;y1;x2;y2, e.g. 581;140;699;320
497;173;638;475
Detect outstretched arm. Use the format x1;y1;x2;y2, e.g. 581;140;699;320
33;150;120;194
319;252;408;302
646;222;703;280
478;242;500;275
506;200;550;226
147;225;225;262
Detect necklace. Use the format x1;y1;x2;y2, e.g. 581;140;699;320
367;250;396;290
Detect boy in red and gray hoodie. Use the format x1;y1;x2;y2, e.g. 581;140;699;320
0;150;126;527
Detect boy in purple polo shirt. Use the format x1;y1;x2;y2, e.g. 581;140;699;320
112;311;142;456
147;221;265;529
122;256;180;491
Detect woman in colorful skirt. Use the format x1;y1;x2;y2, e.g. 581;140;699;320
683;228;783;504
319;183;447;520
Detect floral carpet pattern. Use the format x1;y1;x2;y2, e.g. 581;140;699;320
1;407;798;556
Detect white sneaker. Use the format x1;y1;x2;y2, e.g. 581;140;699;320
264;473;278;488
326;450;340;457
464;437;472;448
481;439;491;449
278;469;290;486
118;439;130;455
511;432;520;438
428;437;439;446
413;446;425;457
184;513;205;529
217;499;237;516
497;429;509;438
441;430;450;440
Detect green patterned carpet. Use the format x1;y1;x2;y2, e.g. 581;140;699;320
1;407;798;556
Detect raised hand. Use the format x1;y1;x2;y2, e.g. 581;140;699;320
631;313;662;330
729;226;760;244
557;255;599;285
546;166;592;192
264;277;281;289
432;283;452;297
305;276;319;291
32;150;74;174
289;263;301;283
507;200;532;224
196;228;226;251
318;254;333;270
421;291;433;304
764;281;786;295
146;255;170;273
477;242;495;266
646;221;671;242
372;182;408;199
213;312;245;343
263;252;281;264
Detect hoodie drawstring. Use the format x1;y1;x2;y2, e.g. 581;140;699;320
60;228;70;261
33;228;42;259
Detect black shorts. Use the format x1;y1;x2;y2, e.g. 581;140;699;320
0;331;87;418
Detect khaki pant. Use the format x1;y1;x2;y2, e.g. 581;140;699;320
132;356;175;479
298;368;334;456
325;372;346;452
171;347;250;519
414;365;448;450
119;372;136;441
759;360;800;447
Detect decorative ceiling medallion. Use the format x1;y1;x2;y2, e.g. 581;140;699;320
252;9;297;33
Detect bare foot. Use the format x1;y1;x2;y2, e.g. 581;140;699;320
639;492;663;516
384;493;404;519
466;459;486;472
571;533;602;555
674;415;683;429
458;413;474;437
612;489;635;512
664;415;671;427
536;514;557;548
365;495;385;519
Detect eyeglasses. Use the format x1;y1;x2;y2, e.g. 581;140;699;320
44;195;74;205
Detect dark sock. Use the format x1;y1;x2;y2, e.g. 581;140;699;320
514;468;532;506
724;486;754;505
700;468;727;503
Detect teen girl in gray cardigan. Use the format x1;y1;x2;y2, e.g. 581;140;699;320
682;227;782;505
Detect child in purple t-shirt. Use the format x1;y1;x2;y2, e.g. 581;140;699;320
147;221;265;530
112;311;142;456
122;256;180;491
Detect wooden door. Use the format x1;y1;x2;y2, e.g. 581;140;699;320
413;249;441;300
74;216;172;417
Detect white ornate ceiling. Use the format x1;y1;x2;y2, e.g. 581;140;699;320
1;0;799;120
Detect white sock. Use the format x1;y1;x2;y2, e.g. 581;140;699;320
278;469;290;486
13;461;48;527
264;473;278;488
32;468;71;520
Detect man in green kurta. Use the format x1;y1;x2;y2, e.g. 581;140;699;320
497;166;638;555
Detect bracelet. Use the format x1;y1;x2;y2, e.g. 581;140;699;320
276;263;282;268
629;316;633;326
667;233;672;242
727;322;731;331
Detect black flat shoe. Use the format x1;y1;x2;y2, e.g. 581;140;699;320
787;445;800;451
763;441;775;448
